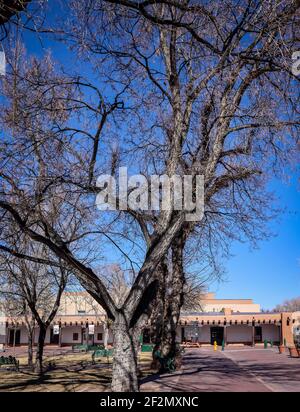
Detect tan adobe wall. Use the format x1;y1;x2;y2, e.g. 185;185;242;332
202;303;261;313
57;292;106;316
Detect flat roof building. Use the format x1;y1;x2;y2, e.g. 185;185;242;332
0;291;298;349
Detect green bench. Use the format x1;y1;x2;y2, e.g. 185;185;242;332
153;350;176;373
87;345;105;352
72;344;105;352
91;348;114;363
72;344;88;352
0;356;19;371
141;344;154;352
264;340;273;348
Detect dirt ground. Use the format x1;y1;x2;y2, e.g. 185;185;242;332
0;347;153;392
2;346;299;392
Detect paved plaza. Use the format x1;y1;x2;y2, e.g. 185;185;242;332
141;347;300;392
1;346;300;392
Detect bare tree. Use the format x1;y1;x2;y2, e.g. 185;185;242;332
0;1;299;391
0;291;36;367
0;240;69;374
273;297;300;312
0;1;31;27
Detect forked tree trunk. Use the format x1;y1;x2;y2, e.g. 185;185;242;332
35;323;47;374
111;313;140;392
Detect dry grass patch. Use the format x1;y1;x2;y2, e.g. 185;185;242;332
0;351;154;392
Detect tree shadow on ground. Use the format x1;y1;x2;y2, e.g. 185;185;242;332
0;362;111;392
141;349;300;392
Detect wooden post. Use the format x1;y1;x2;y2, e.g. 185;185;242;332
59;326;62;347
13;325;16;357
5;323;9;348
86;322;89;346
252;324;255;347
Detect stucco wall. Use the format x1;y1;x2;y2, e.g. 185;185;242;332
4;322;281;346
57;293;106;316
227;325;252;343
8;325;114;345
0;322;6;344
61;326;82;344
261;324;280;342
203;303;261;312
56;325;113;345
20;326;29;344
183;325;211;342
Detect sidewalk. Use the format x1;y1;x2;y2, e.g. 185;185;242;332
140;347;300;392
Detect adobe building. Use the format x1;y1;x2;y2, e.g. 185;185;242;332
178;293;297;347
0;292;299;348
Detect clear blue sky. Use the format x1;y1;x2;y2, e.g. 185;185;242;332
211;177;300;310
9;2;300;311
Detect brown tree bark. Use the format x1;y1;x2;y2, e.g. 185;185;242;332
27;326;34;368
35;322;47;374
152;260;168;356
111;312;140;392
152;235;186;365
0;0;31;26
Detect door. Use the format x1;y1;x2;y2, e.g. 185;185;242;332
50;328;59;344
82;328;94;345
254;326;262;343
9;329;20;345
210;327;224;345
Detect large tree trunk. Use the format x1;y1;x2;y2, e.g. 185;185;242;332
152;236;185;363
163;236;185;357
24;315;35;369
152;261;167;356
35;323;47;374
27;328;34;368
111;312;140;392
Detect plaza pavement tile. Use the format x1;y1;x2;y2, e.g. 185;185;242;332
140;348;300;392
222;347;300;392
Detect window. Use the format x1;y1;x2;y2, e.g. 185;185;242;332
78;310;86;315
97;333;103;341
73;333;79;341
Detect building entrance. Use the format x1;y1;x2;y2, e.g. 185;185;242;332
210;327;224;345
9;329;20;345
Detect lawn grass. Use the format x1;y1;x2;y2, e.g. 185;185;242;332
0;351;154;392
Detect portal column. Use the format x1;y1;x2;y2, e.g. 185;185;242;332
59;324;63;347
5;322;9;348
252;321;255;347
